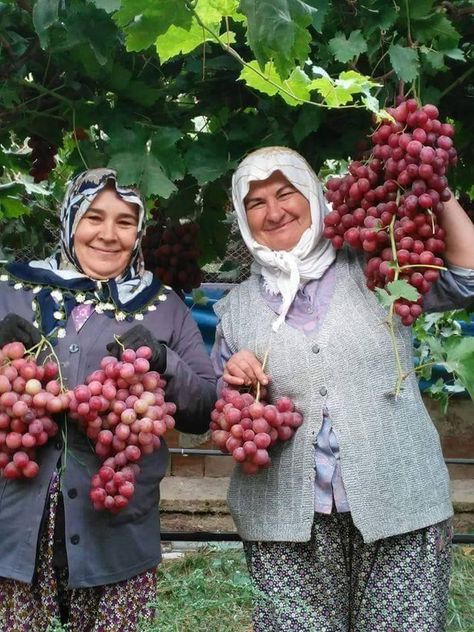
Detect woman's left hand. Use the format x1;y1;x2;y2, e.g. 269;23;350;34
106;325;167;373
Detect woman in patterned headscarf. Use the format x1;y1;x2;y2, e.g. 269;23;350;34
0;169;216;631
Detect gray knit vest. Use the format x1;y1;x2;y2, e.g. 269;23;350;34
214;249;453;543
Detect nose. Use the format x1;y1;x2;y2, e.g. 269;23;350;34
266;197;285;224
99;219;116;241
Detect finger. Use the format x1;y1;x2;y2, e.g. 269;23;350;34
225;359;257;384
222;372;245;386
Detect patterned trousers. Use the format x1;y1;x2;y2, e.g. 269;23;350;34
0;474;158;632
244;512;453;632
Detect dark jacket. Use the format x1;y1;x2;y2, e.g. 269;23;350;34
0;281;216;587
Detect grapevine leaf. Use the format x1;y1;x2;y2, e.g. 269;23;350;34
328;30;367;63
420;46;446;71
32;0;59;48
411;14;460;47
185;134;234;185
310;77;353;107
0;198;30;219
386;280;421;302
114;0;191;52
374;288;394;308
239;61;313;105
388;44;420;82
150;128;185;181
441;337;474;400
108;152;177;199
399;0;435;20
292;105;322;143
443;48;465;61
305;0;329;32
239;0;314;76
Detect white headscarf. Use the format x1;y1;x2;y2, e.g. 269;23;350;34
232;146;336;331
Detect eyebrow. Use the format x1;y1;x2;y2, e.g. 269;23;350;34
85;206;138;221
244;183;297;207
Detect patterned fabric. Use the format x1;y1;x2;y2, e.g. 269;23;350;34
58;168;146;283
0;473;158;632
71;303;94;332
244;512;453;632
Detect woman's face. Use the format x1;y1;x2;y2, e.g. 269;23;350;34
244;171;311;251
74;187;139;279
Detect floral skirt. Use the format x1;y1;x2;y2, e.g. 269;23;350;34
244;512;453;632
0;474;158;632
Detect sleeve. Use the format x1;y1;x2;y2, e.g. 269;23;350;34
209;323;233;395
162;308;217;434
423;264;474;313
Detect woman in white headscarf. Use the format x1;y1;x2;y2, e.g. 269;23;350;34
211;146;474;631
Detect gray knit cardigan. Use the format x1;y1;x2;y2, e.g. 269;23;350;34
214;249;453;543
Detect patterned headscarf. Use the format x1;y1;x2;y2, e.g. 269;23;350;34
59;168;146;282
232;147;336;331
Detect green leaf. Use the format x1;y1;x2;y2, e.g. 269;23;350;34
191;289;209;306
443;48;465;61
328;30;367;63
156;21;217;63
411;13;460;47
0;197;30;219
374;287;395;308
185;134;234;185
442;337;474;400
239;0;314;77
420;46;446;71
150;128;185;181
310;77;353;107
114;0;191;52
305;0;329;32
388;44;420;82
32;0;59;48
108;152;177;199
293;105;322;143
386;280;421;302
399;0;434;20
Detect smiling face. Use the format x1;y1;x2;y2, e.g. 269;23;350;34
244;171;312;251
73;187;139;279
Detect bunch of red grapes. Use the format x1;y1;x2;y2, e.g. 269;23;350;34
0;343;67;479
324;98;457;325
143;215;202;293
68;347;176;513
210;387;303;475
28;135;57;183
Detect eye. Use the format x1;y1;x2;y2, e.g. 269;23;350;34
85;214;102;223
278;188;295;199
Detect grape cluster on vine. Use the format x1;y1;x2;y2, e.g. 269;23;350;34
68;346;176;513
210;387;303;474
27;135;57;183
142;212;202;294
0;342;66;479
323;98;457;325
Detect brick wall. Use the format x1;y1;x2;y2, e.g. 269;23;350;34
167;395;474;479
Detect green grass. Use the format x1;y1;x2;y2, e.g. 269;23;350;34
46;544;474;632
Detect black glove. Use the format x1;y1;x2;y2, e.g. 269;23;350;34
106;325;167;373
0;313;42;349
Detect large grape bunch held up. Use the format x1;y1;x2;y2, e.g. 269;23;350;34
0;343;67;479
211;387;303;475
323;98;457;325
68;346;176;513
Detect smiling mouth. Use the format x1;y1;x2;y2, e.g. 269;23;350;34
268;219;295;232
90;246;120;255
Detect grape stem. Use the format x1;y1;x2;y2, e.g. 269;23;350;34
255;347;270;404
113;334;125;353
386;213;408;398
399;264;447;271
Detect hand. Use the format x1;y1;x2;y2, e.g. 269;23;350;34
223;349;269;387
106;325;167;373
0;313;42;349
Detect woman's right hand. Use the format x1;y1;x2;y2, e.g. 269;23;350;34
0;313;41;348
223;348;269;387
